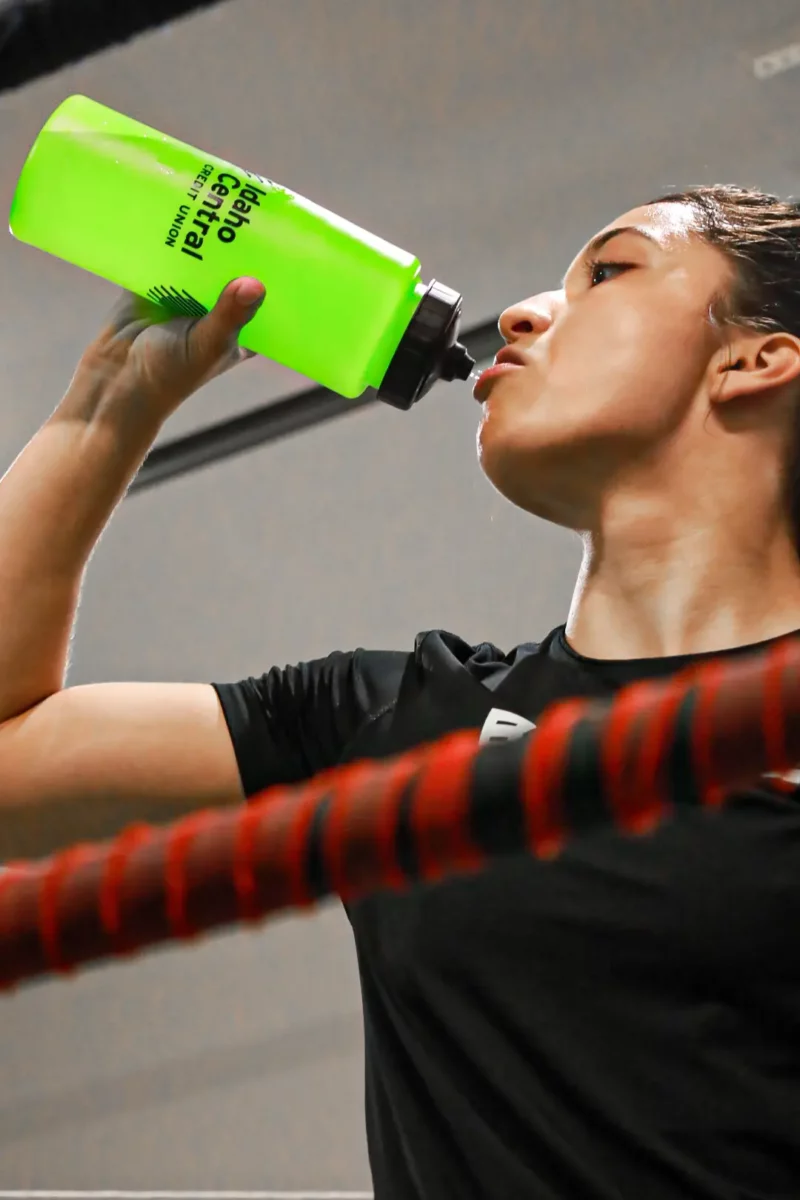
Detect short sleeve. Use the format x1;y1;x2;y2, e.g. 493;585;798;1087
212;648;407;798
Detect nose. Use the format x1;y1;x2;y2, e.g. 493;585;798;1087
498;294;557;343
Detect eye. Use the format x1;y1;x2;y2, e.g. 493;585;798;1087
588;260;634;287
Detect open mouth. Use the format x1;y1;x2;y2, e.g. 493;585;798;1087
472;361;524;401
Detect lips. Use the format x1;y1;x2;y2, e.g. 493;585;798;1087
473;350;527;401
493;346;529;369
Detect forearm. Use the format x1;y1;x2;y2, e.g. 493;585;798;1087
0;380;165;721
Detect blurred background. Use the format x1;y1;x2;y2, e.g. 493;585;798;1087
1;0;800;1192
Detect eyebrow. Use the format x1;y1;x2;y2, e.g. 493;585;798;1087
560;225;661;287
586;224;660;257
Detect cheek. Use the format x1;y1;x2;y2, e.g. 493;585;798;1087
476;302;710;491
545;303;695;419
526;303;703;432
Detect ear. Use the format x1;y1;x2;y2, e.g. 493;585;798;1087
711;329;800;405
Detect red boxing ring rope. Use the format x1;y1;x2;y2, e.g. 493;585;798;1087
2;636;800;991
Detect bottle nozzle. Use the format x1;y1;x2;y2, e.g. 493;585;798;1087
377;280;474;409
439;340;476;383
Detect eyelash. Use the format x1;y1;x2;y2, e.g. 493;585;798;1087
587;259;634;287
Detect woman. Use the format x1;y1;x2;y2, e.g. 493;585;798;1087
1;185;799;1198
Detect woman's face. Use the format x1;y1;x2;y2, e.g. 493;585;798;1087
477;201;732;525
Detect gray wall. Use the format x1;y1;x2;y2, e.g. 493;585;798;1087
1;0;799;1191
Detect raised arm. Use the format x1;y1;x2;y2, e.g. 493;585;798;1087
0;279;266;859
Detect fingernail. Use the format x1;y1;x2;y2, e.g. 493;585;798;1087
233;278;265;308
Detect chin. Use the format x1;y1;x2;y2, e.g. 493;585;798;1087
477;423;543;514
476;415;589;526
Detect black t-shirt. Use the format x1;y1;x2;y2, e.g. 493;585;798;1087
213;625;800;1200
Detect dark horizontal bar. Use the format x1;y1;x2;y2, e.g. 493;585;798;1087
0;0;231;95
130;315;503;494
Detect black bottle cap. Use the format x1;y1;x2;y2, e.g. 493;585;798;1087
377;279;476;410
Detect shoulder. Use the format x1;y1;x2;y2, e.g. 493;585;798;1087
214;628;561;794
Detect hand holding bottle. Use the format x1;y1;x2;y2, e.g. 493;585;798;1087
69;277;265;425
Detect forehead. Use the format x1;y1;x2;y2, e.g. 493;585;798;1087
599;201;700;247
563;200;720;286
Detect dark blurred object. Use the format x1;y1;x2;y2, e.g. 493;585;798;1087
0;0;229;94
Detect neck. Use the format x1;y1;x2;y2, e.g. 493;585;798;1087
564;489;800;661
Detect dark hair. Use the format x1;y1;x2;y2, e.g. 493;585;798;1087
648;185;800;553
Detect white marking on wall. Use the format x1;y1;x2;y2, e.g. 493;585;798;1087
753;41;800;79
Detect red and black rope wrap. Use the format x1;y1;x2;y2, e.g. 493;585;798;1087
2;638;800;991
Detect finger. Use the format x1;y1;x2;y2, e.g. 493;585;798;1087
92;291;163;348
187;278;265;368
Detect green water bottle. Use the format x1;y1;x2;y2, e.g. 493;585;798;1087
9;95;475;407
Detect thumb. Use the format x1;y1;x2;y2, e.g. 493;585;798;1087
188;277;265;365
